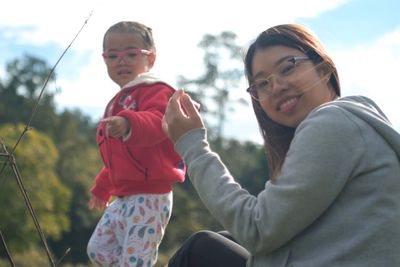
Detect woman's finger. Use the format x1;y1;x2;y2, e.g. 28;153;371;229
181;93;200;119
167;90;185;116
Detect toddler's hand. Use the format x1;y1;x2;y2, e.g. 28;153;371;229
88;194;109;210
102;116;130;138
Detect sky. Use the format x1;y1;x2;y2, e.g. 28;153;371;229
1;0;400;143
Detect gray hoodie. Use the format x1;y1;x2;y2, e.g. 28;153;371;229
175;96;400;267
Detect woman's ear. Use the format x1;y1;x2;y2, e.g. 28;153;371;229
317;62;337;99
317;62;332;83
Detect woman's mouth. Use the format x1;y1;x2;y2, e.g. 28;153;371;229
278;97;300;113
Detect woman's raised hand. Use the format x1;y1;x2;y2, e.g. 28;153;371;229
162;89;204;143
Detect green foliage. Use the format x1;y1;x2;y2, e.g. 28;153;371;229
0;54;59;134
0;55;99;264
0;247;53;267
49;110;102;264
0;124;71;252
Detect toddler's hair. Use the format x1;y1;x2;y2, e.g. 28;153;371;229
103;21;155;51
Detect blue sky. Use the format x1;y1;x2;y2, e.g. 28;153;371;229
299;0;400;46
1;0;400;143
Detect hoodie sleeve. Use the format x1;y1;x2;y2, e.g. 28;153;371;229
175;104;366;254
90;167;112;201
118;83;174;147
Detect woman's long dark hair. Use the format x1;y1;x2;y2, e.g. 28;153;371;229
244;24;341;181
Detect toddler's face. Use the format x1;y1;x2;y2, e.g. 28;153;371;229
103;32;155;87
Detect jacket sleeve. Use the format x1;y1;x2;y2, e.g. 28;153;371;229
118;84;174;147
90;167;112;201
175;105;366;254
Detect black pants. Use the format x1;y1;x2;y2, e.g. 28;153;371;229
167;230;250;267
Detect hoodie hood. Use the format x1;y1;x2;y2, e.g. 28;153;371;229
329;95;400;159
121;72;174;89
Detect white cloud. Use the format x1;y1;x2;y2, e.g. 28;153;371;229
333;27;400;130
0;0;347;42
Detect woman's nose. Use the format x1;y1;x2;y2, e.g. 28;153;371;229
269;75;286;95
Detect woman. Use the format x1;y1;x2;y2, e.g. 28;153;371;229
162;24;400;267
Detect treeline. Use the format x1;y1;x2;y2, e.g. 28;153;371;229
0;32;269;267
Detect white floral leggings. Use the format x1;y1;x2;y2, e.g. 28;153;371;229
87;192;173;267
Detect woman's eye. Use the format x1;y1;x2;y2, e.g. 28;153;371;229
256;79;269;89
108;54;118;60
281;63;296;75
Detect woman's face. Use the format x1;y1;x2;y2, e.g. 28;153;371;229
250;45;336;128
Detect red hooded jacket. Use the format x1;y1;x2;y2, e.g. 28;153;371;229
91;73;185;201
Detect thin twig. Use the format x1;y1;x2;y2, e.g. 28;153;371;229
0;229;15;267
0;10;93;266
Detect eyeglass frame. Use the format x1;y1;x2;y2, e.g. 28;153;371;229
102;48;151;65
246;56;311;101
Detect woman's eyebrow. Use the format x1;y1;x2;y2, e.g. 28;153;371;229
252;55;295;80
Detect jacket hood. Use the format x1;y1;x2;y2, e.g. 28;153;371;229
121;72;175;89
328;95;400;159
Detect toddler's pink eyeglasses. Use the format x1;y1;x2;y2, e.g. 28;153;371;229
102;48;151;65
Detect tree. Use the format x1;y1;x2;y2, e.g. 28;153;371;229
0;124;71;252
0;54;59;135
0;54;100;265
177;31;247;147
49;110;102;264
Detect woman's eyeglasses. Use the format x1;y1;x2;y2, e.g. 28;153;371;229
102;48;151;65
246;56;310;101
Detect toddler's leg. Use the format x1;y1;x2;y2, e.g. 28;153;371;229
87;200;123;266
121;193;173;267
